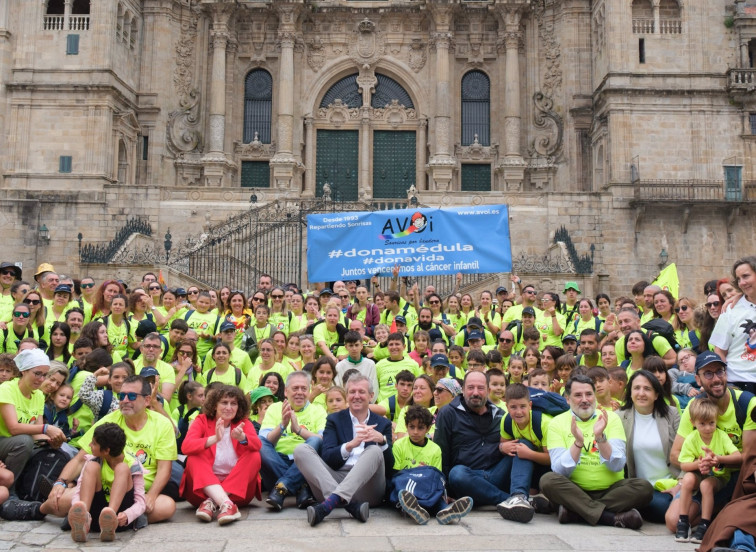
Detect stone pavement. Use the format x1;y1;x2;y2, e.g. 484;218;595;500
0;499;701;552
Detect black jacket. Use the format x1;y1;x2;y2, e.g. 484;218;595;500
433;395;504;476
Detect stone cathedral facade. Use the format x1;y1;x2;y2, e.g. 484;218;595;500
0;0;755;297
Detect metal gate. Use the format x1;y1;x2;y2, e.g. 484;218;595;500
373;130;416;198
316;130;359;201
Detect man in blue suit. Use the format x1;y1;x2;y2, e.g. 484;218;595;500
294;374;393;526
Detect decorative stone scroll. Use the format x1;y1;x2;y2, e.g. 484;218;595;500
370;99;417;128
234;133;276;158
166;88;202;155
316;99;360;128
529;92;563;163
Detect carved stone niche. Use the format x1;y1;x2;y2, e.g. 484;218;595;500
371;99;417;128
455;134;499;161
316;99;361;128
233;133;277;159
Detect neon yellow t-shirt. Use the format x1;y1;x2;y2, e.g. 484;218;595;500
269;312;291;336
202;347;253;377
0;381;44;437
244;362;292;393
313;324;339;356
535;312;566;349
80;409;177;491
679;428;738;481
105;318;131;359
261;401;327;456
184;310;220;358
99;453;141;501
375;356;421;402
393;435;442;471
546;410;626;491
500;412;552;450
677;391;756;451
615;334;671;363
394;405;437;435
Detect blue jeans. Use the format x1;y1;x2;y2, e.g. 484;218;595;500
506;439;550;497
260;436;322;493
448;456;510;506
639;490;672;523
731;529;756;552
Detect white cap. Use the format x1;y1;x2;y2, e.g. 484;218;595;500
14;348;50;372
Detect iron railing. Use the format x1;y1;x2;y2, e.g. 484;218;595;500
79;217;152;264
632;179;756;202
554;226;594;274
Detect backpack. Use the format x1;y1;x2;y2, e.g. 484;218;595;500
526;387;570;416
241;323;276;361
176;405;200;454
641;318;680;353
387;395;397;422
505;320;524;344
102;314;131;338
572;316;603;335
688;330;702;353
697;388;755;429
502;410;547;443
389;465;447;509
205;366;242;387
15;447;70;502
69;388;114;420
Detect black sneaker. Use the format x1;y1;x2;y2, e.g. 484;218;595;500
675;518;690;542
296;485;317;510
690;522;709;544
266;482;288;512
613;509;643;530
307;503;330;527
344;501;369;523
0;499;45;521
530;494;556;514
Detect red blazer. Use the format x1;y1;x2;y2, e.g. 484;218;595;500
182;414;262;458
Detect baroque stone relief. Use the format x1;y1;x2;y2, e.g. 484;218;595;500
455;135;499;161
371;100;417;128
306;36;326;72
166;88;202;156
316;99;360;128
529;92;564;163
533;0;562;99
349;18;385;68
234;133;276;159
408;39;427;73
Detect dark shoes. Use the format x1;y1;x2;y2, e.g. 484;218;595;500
690;521;709;544
344;501;369;523
265;482;288;511
398;490;430;525
557;505;582;525
307;504;330;527
0;498;45;521
613;509;643;530
296;485;317;510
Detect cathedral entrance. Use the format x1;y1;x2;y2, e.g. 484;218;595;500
315;129;359;201
372;130;416;198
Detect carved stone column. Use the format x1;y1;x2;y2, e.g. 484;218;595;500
741;42;749;68
416;117;428;190
652;0;660;34
303;117;316;197
426;7;456;192
270;4;301;192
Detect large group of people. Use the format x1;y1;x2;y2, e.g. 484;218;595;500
0;257;756;551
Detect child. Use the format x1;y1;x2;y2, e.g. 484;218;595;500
551;354;577;394
497;383;552;522
325;386;347;414
523;346;540;373
608;367;628;403
370;323;390;361
586;366;621;410
676;398;741;544
409;331;430;366
447;345;466;379
487;368;507;409
670;348;700;410
486;349;503;371
372;369;415;427
525;368;549;392
392;405;473;525
507;356;526;385
79;361;134;423
68;423;146;542
44;383;80;457
175;380;206;453
0;353;18;383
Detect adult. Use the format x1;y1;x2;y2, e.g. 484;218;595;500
502;284;542;325
2;302;34;355
0;262;21;322
37;270;60;308
711;256;756;394
577;329;602;368
294;374;392;526
665;351;756;532
617;370;681;523
132;333;176;404
496;330;516;370
541;374;652;529
260;371;326;511
433;377;461;409
41;375;178;523
91;280;125;320
433;372;516;515
314;306;343;362
612;307;676;367
642;285;662;323
0;349;65;482
623;329;658;374
180;384;262;525
258;274;273;295
561;281;581;326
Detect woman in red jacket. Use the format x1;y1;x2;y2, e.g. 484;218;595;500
180;384;262;525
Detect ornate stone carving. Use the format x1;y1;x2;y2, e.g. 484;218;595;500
306;36;326;72
408;39;427;72
316;99;360;127
173;9;199;100
166;88;202;156
371;100;417;128
455;135;499;161
429;31;453;51
349;18;384;67
534;1;562;98
234;134;276;158
529;92;564;162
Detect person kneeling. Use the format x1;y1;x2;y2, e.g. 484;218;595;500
68;423;146;543
391;405;472;525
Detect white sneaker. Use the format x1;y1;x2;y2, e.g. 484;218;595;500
497;494;535;523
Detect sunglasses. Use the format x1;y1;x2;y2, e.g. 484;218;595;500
674;305;689;313
0;270;16;276
117;392;148;402
23;299;41;305
524;290;537;295
339;295;349;299
149;285;161;291
253;297;266;301
706;301;721;309
499;338;513;343
271;294;284;299
177;350;193;356
81;282;95;289
13;311;30;318
429;300;440;305
188;290;199;295
434;387;449;393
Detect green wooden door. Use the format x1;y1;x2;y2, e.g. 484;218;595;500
316;130;359;201
373;130;415;198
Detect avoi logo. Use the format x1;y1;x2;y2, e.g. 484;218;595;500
378;211;433;240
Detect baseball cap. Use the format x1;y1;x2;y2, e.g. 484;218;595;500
175;287;188;296
220;320;236;332
250;386;277;404
467;316;484;328
319;288;333;296
468;330;484;341
394;315;407;325
430;354;452;369
695;351;726;373
139;366;159;379
54;284;72;295
522;307;536;317
562;334;578;343
495;286;508;295
564;281;581;293
136;319;158;339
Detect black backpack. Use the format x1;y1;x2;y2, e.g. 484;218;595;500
16;447;70;502
641;319;680;353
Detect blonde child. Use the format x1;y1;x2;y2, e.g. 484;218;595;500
675;398;742;544
325;386;347;414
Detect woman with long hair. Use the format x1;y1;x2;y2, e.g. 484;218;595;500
672;297;698;350
224;290;252;349
393;374;437;439
46;321;72;364
623;329;659;374
91;280;125;320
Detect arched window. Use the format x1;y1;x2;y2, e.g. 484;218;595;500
372;74;414;109
320;74;361;108
72;0;90;15
244;69;273;143
129;18;137;49
46;0;64;15
461;70;490;146
632;0;654;33
659;0;681;34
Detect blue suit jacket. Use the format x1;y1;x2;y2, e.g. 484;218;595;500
321;408;394;479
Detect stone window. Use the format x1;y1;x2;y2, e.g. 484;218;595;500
631;0;654;34
243;69;273;144
659;0;681;34
320;74;361;108
372;74;414;109
461;70;490;146
71;0;90;15
44;0;89;31
750;113;756;135
46;0;64;15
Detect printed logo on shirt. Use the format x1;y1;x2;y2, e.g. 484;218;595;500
135;449;148;465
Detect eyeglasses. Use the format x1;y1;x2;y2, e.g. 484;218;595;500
271;294;284;299
30;370;47;379
706;301;721;309
467;362;485;368
81;282;95;289
499;338;513;343
252;297;264;301
12;311;30;318
142;344;160;349
188;290;199;295
177;350;193;356
149;285;161;291
674;305;689;313
117;392;148;402
23;299;41;305
700;368;726;380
